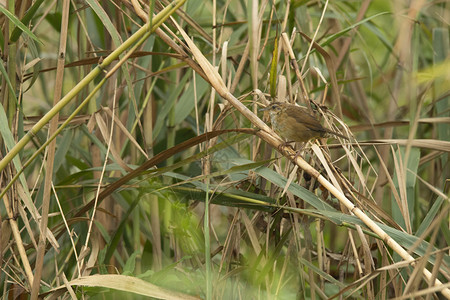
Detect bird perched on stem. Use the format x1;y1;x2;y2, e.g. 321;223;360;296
261;102;348;143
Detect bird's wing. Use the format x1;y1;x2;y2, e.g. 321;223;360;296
286;106;326;133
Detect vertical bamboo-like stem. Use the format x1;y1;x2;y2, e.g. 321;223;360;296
30;1;70;298
6;0;16;125
204;1;217;297
0;0;34;290
175;21;450;299
0;0;187;175
0;1;187;297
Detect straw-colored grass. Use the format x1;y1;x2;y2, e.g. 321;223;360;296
0;0;448;299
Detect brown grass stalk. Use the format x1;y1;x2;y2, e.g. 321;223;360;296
174;19;450;298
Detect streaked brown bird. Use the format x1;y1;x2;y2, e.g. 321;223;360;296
261;102;348;142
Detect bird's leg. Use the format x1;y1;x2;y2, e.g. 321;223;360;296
277;141;306;161
289;142;307;161
277;140;296;153
291;149;302;161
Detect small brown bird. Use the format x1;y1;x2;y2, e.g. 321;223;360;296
262;102;348;142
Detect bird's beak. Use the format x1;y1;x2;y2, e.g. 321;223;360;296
259;106;269;112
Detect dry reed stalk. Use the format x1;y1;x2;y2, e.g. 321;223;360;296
173;19;450;299
30;1;70;298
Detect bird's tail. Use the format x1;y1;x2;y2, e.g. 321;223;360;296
324;129;350;141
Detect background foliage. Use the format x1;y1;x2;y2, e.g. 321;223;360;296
0;0;449;299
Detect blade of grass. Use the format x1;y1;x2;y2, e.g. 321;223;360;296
0;0;187;174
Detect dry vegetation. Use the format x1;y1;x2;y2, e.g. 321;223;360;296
0;0;449;299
